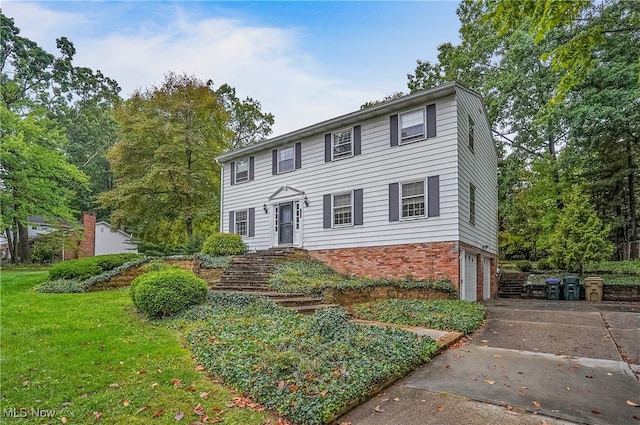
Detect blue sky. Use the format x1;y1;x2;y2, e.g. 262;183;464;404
3;1;462;135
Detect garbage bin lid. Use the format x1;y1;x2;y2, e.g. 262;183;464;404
563;276;580;283
545;278;561;284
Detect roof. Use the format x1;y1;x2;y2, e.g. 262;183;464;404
215;81;475;163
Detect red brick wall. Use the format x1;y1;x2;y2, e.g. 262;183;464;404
78;212;96;258
308;242;461;288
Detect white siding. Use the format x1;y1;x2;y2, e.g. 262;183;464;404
222;94;462;251
455;87;499;254
95;222;138;255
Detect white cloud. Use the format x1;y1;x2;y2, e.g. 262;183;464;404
3;2;384;136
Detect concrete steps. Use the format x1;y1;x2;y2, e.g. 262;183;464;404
210;248;335;315
498;272;530;298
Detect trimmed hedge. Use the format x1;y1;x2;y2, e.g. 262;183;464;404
49;253;143;280
130;269;208;318
202;233;248;256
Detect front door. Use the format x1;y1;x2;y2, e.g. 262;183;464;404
463;252;478;301
278;202;294;245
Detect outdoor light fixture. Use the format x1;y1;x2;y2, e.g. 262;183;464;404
303;196;309;207
263;204;268;213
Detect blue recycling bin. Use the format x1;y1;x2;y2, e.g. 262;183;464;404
546;278;562;300
563;276;580;301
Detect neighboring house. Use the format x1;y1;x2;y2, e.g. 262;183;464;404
216;81;498;301
0;212;137;260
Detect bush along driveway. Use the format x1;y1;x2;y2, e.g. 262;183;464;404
171;293;440;425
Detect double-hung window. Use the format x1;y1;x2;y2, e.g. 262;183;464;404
333;193;352;226
332;129;352;160
400;108;425;143
469;183;476;224
468;115;475;152
235;159;249;183
401;181;425;218
235;210;248;236
278;146;295;173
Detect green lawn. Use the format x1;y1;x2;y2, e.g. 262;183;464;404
0;270;267;425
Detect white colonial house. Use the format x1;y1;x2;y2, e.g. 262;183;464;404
216;82;498;300
94;221;137;256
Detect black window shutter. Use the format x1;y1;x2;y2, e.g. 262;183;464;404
353;125;361;156
428;175;440;217
323;194;332;229
389;183;399;222
272;149;278;175
390;114;398;147
354;189;363;225
295;142;302;169
426;104;436;138
324;134;332;162
229;211;235;233
249;156;255;181
248;207;255;237
230;162;235;185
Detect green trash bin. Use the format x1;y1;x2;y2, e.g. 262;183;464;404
546;278;562;300
563;276;580;301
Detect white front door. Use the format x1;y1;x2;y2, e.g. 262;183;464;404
461;251;477;301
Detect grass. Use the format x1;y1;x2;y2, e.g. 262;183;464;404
0;270;267;425
268;259;457;297
348;299;487;334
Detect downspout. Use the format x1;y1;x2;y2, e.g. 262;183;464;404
217;159;224;233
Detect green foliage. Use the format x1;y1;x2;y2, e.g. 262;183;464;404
194;253;233;269
350;299;487;335
130;269;208;318
49;253;143;280
35;278;85;293
140;260;172;273
180;294;439;425
549;187;613;274
269;259;457;297
515;260;533;272
202;233;248;256
3;271;267;425
536;258;552;271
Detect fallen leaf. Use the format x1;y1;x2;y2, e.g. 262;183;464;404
23;380;30;387
627;400;640;407
93;412;103;420
339;422;352;425
62;402;72;407
136;405;151;414
481;340;488;343
278;381;285;389
61;417;68;424
494;355;502;358
374;405;386;413
321;390;328;398
151;383;159;388
137;370;147;374
566;386;571;391
122;399;129;407
152;409;163;417
437;405;444;412
518;390;526;396
195;365;206;371
108;383;119;388
174;411;184;421
200;391;209;399
483;379;495;385
533;401;541;407
171;378;182;388
592;409;600;415
607;373;613;376
194;403;205;416
392;397;400;402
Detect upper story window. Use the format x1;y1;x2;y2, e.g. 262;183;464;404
333;192;353;226
468;115;475;152
278;146;295;173
235;159;249;183
235;210;248;236
401;180;425;218
469;183;476;225
333;129;353;160
400;108;425;143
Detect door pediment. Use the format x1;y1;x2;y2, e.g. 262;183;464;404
268;185;305;201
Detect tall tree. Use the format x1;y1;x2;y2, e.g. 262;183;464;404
99;73;232;244
0;105;88;262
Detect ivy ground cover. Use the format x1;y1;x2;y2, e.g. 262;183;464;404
177;293;440;425
349;299;487;334
0;271;267;425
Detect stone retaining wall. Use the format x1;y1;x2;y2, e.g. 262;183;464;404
521;284;640;301
323;286;456;306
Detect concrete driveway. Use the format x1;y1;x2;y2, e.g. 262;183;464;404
337;300;640;425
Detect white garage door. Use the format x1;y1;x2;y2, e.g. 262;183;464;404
463;252;477;301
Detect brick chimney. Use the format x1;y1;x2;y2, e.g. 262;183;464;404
78;212;96;258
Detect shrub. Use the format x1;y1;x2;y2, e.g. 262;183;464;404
201;233;248;256
536;258;552;270
49;253;143;280
516;260;532;272
36;279;85;293
130;269;208;318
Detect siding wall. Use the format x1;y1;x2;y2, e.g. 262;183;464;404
455;87;499;255
95;223;138;255
222;94;462;251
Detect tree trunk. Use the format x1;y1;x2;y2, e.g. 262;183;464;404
626;140;637;258
17;223;31;263
4;228;16;263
